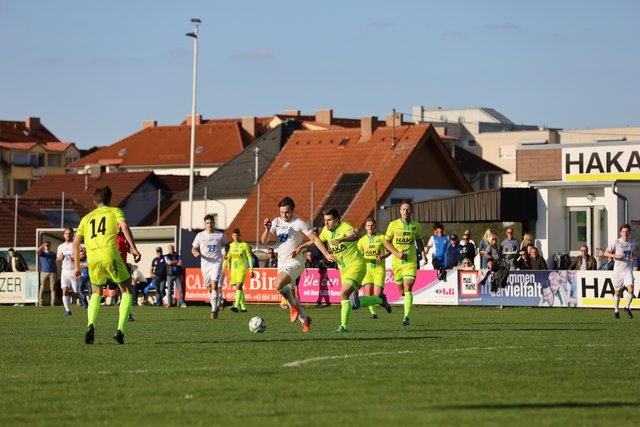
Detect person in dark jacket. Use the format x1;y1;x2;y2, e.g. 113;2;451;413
8;248;28;272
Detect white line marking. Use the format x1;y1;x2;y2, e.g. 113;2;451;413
282;350;413;367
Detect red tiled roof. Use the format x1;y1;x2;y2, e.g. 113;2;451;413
22;172;155;211
0;120;60;143
42;142;75;152
0;198;88;248
0;142;37;150
69;121;251;168
228;124;472;244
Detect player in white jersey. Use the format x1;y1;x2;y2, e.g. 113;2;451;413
261;196;336;332
192;214;230;319
57;227;86;315
604;223;637;319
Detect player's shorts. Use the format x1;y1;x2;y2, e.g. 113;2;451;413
88;257;130;286
229;267;248;285
278;258;304;283
202;263;222;286
391;259;417;285
614;269;634;290
362;261;386;288
339;262;366;291
60;271;79;291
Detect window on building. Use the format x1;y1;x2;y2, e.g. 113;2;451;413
47;154;62;167
466;139;476;148
312;173;370;228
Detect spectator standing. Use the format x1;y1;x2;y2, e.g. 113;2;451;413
304;250;321;269
520;232;535;252
569;245;597;270
478;229;496;268
427;223;448;270
501;227;519;269
8;248;28;272
151;247;168;306
484;234;502;267
264;248;278;268
604;223;637;319
165;244;186;307
444;234;461;269
459;232;476;264
529;247;548;270
37;241;57;307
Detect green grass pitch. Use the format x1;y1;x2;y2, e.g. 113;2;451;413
0;304;637;426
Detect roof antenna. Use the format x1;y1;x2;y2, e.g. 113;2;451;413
391;108;396;148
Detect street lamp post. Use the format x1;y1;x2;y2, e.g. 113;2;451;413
186;18;201;231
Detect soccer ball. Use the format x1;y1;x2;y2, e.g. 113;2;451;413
248;316;266;333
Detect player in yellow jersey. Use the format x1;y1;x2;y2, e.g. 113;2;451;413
73;186;141;344
222;228;254;313
318;209;391;333
383;200;427;326
357;218;391;319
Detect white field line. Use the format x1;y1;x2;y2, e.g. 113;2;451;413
282;350;413;367
281;343;611;367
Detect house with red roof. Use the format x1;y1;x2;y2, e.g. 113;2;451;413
21;171;202;227
68;115;272;177
227;114;474;245
0;117;81;197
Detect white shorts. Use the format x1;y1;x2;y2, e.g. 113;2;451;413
202;263;222;287
61;271;79;292
278;259;304;283
614;270;634;290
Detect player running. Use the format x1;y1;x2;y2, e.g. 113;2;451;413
357;218;391;319
261;197;335;332
73;186;141;345
383;200;427;326
318;209;391;333
192;214;230;320
221;228;254;313
58;227;86;315
604;223;637;319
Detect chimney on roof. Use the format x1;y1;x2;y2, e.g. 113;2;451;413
385;112;403;127
316;109;333;125
242;116;257;138
360;116;378;141
284;110;301;116
143;120;157;129
25;116;42;131
186;115;203;126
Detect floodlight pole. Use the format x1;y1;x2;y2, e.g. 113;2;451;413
186;18;201;231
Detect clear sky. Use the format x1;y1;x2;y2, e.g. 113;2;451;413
1;0;638;149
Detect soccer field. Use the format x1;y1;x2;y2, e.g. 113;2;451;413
0;304;637;427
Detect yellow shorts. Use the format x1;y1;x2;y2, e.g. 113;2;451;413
340;262;366;291
362;261;385;288
88;257;130;286
229;268;248;285
391;260;417;285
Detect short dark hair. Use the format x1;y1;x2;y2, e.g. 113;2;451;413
400;200;413;209
204;214;215;223
278;197;295;210
232;228;240;234
434;223;444;230
365;217;376;224
93;186;112;205
621;223;631;232
322;208;340;219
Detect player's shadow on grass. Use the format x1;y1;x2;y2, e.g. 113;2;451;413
431;327;606;332
435;401;637;410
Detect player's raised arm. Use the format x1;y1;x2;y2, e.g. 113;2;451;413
260;218;273;244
